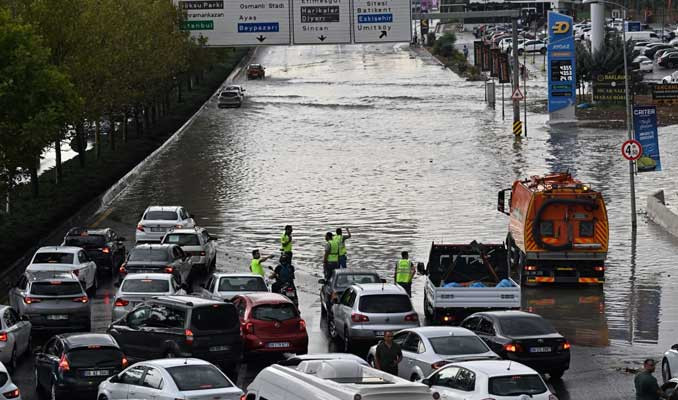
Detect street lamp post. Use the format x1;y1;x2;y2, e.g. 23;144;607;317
583;0;636;230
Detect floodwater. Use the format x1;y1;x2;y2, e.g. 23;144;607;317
108;43;678;358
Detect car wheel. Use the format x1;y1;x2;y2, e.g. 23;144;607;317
343;327;351;353
327;315;338;340
549;369;565;380
663;358;672;383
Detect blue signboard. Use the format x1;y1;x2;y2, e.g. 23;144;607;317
547;12;576;113
625;21;641;32
633;105;662;172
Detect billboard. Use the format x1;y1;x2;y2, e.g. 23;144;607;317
633;105;662;172
592;74;626;104
547;12;576;119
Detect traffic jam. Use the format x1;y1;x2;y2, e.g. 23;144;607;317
0;171;627;400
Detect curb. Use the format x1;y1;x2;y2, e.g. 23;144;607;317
647;189;678;238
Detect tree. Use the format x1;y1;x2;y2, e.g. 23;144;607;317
433;33;457;58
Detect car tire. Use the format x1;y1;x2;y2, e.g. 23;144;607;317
327;315;338;340
343;327;352;353
549;369;565;380
663;358;672;383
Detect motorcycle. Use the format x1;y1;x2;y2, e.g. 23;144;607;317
268;266;299;307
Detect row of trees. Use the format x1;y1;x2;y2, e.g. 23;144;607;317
0;0;219;209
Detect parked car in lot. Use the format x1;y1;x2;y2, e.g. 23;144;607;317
161;227;217;273
639;60;654;72
62;227;126;273
97;358;243;400
119;244;192;284
34;333;127;400
232;293;308;358
644;43;674;58
422;360;557;400
135;206;195;243
218;90;243;108
9;271;91;333
461;311;570;379
0;305;31;372
517;40;546;55
199;273;268;301
0;362;21;400
659;52;678;68
107;296;242;375
366;327;499;382
662;71;678;83
329;283;419;352
246;64;265;80
27;246;98;295
111;273;186;321
318;269;382;318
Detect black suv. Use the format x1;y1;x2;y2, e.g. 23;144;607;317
34;333;127;399
63;227;126;272
318;270;382;318
108;296;242;375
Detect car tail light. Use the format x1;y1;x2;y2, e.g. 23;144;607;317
560;341;571;350
72;269;79;277
58;354;70;372
164;266;174;274
0;332;7;342
2;389;20;399
136;224;145;232
299;320;306;331
594;266;605;272
114;298;129;307
431;360;449;370
524;265;537;271
122;356;129;368
442;314;455;323
503;343;524;353
102;247;110;254
244;322;254;335
120;264;127;275
24;297;40;304
72;296;89;303
185;329;194;345
404;313;418;322
175;224;184;229
351;313;369;323
200;251;206;256
240;395;247;400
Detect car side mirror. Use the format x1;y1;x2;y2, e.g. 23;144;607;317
672;344;678;351
421;378;431;386
318;279;326;285
416;262;426;275
109;374;121;383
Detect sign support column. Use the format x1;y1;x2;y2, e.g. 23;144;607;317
511;19;521;134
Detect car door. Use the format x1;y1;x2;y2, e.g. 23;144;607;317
333;288;353;335
35;338;61;388
77;250;94;289
172;247;190;281
8;275;28;314
119;365;148;400
134;366;168;400
399;333;422;379
430;366;463;400
110;306;152;360
202;230;216;265
476;317;502;353
4;308;29;355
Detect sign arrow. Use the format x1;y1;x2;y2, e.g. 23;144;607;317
256;35;266;43
379;30;387;39
318;35;327;42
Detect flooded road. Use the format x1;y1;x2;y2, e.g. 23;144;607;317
106;42;678;360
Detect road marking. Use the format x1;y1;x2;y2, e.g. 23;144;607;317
91;207;114;228
312;314;321;334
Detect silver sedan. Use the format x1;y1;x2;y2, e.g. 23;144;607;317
366;326;499;381
0;305;32;372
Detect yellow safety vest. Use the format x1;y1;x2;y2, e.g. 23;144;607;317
250;259;264;277
281;233;292;253
327;239;340;263
396;259;412;283
336;234;347;256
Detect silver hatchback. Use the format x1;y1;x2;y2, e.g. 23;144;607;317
329;283;419;352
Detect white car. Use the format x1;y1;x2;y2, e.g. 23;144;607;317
517;40;546;55
633;55;651;64
639;60;653;72
27;246;97;294
135;206;195;243
223;85;245;98
662;344;678;382
199;273;268;301
97;358;243;400
366;327;500;382
423;360;557;400
0;306;31;372
0;362;21;400
161;227;217;273
662;71;678;84
111;273;186;321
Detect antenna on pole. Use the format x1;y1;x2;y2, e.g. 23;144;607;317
507;360;512;370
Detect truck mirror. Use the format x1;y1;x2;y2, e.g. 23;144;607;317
497;189;511;216
417;262;426;275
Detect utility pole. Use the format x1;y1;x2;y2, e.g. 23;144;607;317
512;19;521;129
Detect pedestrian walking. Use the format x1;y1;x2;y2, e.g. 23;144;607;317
634;359;668;400
323;232;340;279
335;227;351;269
395;251;415;297
281;225;293;261
463;44;469;59
250;249;273;278
374;331;402;376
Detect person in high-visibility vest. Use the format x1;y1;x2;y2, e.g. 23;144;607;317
281;225;293;261
250;249;273;277
335;227;351;269
395;251;416;297
323;232;340;279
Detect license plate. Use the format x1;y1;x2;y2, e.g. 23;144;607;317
47;315;68;320
266;342;290;348
286;292;297;298
374;331;385;337
133;269;156;273
210;345;230;352
530;346;552;353
150;227;166;232
84;370;109;377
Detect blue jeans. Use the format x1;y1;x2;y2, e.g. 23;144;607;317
339;255;347;268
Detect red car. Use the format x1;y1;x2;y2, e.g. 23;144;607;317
246;64;265;80
232;293;308;357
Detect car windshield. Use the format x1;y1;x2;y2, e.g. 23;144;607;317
67;347;123;368
144;211;178;221
31;281;82;296
163;233;200;246
33;252;74;264
129;248;169;262
64;235;106;248
218;277;267;292
358;295;412;313
221;92;238;97
335;274;379;288
121;279;170;293
428;336;490;355
190;304;238;331
488;374;547;396
167;364;232;391
252;303;298;321
499;317;557;336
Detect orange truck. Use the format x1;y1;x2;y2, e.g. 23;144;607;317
497;172;609;285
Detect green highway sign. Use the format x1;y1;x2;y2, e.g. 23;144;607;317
181;20;214;30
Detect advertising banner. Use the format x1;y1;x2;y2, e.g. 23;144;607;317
481;44;490;71
547;12;576;118
499;53;510;84
633;105;662;172
652;83;678;104
593;74;626;104
473;41;482;67
490;48;500;77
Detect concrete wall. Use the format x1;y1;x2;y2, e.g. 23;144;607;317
646;190;678;238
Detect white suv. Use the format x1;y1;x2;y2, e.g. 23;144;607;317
518;39;546;55
161;227;217;273
135;206;195;243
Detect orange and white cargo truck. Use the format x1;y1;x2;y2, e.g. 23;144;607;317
497;172;609;285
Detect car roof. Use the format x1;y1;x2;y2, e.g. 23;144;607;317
65;227;109;236
145;206;182;212
213;273;264;279
152;295;223;307
60;333;119;350
477;310;540;319
281;353;368;366
405;326;478;338
27;270;79;282
36;246;82;254
144;357;211;368
351;283;406;295
122;273;173;281
132;244;174;251
238;292;293;306
446;360;538;376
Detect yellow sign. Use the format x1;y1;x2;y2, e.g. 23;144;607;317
513;120;523;136
551;21;570;34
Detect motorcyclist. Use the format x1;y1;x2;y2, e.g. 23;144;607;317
271;253;296;294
